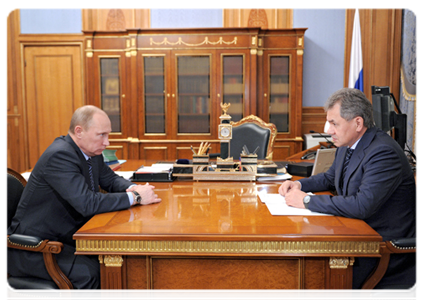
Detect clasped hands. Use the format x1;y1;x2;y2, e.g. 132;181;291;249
278;181;308;209
127;183;161;206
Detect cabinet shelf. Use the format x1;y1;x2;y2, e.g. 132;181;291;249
146;113;165;116
179;113;209;116
179;93;209;97
178;73;210;77
145;73;165;76
102;93;120;97
145;93;165;96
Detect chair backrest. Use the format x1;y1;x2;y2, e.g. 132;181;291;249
230;115;277;160
7;168;27;228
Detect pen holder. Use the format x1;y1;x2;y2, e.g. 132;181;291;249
240;154;258;173
193;154;209;165
240;154;258;165
193;155;209;174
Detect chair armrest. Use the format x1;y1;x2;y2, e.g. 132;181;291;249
7;234;72;289
387;237;416;253
361;238;416;289
8;234;63;254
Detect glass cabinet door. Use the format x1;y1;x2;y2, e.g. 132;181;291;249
143;56;166;134
100;58;121;132
222;55;244;122
268;56;290;132
177;55;210;134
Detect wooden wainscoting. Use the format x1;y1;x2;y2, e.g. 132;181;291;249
302;106;327;136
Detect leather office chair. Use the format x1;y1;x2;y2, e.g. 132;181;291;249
361;238;416;289
7;168;73;289
230;115;277;160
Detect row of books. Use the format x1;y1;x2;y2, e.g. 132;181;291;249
102;98;120;113
100;58;119;76
179;96;209;114
179;77;210;94
178;57;210;75
145;97;165;113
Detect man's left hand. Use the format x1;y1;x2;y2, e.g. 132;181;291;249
284;189;308;209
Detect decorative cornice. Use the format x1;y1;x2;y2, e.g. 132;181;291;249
150;36;237;47
76;240;380;256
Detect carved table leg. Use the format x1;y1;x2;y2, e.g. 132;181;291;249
327;257;354;289
99;255;125;289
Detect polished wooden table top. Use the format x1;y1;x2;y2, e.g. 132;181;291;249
74;160;381;253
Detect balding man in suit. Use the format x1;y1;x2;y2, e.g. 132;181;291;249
8;105;161;289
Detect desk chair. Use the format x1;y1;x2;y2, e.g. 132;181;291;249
361;238;416;289
7;168;73;289
230;115;277;160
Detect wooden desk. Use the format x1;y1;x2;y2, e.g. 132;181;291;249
74;160;382;289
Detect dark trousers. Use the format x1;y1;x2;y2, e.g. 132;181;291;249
8;244;100;289
353;253;416;289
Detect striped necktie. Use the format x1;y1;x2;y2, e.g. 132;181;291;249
340;148;354;190
86;158;95;191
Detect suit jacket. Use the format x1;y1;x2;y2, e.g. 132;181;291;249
8;134;132;247
299;127;415;288
299;127;415;240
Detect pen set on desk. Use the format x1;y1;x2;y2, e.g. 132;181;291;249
241;145;259;156
191;142;211;156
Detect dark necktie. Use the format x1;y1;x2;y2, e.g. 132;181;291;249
340;148;354;190
86;158;95;191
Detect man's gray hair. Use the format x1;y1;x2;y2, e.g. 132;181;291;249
68;105;107;134
324;88;375;128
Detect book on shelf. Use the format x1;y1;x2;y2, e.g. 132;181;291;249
179;96;209;114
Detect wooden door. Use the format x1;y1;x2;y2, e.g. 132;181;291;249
24;45;84;168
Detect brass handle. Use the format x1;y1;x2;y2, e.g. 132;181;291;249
217;94;220;98
167;93;170;97
172;94;175;98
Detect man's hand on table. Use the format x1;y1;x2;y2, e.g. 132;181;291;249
127;183;162;206
278;181;308;209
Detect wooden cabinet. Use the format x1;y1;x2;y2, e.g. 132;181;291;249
83;27;306;161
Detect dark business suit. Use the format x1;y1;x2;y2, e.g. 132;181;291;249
299;127;415;288
8;134;132;288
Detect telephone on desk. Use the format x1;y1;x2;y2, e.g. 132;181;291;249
301;151;317;160
301;131;335;160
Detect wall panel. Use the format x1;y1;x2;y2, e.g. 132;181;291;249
7;10;26;171
223;9;293;29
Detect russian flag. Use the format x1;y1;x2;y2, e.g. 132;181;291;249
348;9;363;92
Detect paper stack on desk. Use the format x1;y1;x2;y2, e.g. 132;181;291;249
258;192;331;216
256;174;292;181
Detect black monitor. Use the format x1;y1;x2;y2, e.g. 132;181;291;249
371;85;407;150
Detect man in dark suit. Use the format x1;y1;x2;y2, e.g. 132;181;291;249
279;88;415;289
8;105;161;289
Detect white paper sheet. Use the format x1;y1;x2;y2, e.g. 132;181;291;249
256;174;292;181
258;192;332;216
